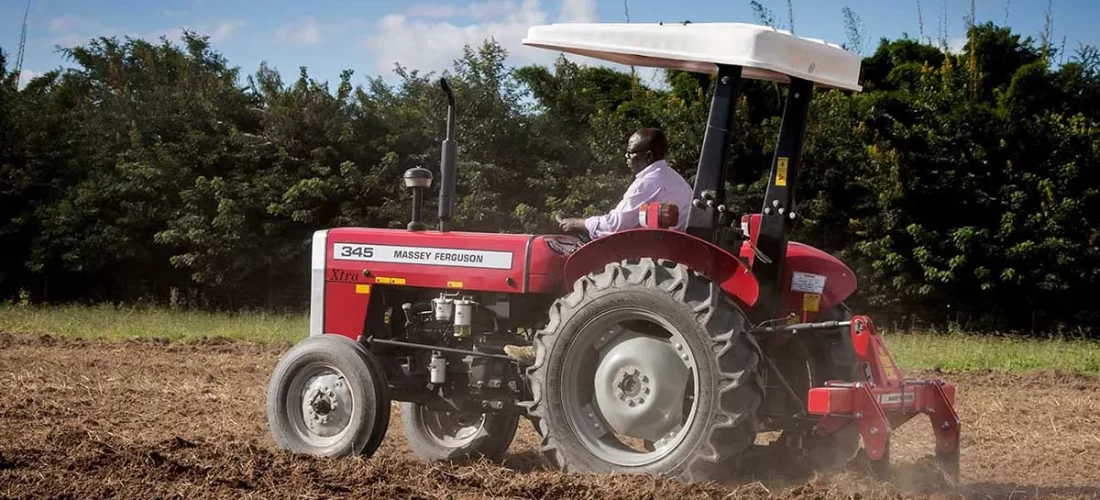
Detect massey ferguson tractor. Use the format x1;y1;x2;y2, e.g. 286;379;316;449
265;21;961;484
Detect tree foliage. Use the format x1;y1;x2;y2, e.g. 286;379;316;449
0;24;1097;333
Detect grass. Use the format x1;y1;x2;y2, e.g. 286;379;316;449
0;303;308;345
882;330;1100;374
1;303;1098;374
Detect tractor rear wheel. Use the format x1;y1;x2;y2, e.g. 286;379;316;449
400;403;519;462
266;334;390;458
527;258;764;483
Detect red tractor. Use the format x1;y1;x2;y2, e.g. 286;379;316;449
266;22;961;484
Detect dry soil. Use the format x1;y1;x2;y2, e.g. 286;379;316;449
1;333;1097;499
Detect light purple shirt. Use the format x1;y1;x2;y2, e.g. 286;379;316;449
584;160;694;239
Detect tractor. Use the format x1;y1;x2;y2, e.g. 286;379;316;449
265;21;961;484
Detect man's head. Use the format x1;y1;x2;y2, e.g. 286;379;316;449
626;128;669;173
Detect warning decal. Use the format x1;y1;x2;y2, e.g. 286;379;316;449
791;271;827;294
775;157;789;187
802;293;821;312
333;243;513;270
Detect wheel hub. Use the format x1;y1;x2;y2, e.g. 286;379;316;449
617;369;645;398
420;407;486;445
298;372;353;439
593;333;691;442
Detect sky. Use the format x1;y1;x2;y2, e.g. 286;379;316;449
4;0;1100;90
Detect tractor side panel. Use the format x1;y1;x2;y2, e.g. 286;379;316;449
317;228;569;338
562;228;760;309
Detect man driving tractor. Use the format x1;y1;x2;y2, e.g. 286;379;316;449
557;127;694;240
506;127;694;364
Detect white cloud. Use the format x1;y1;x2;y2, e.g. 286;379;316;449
404;1;518;19
145;20;244;44
366;0;599;75
206;20;244;41
276;16;321;46
406;3;461;18
44;15;242;48
16;69;42;90
558;0;595;23
947;36;967;54
47;16;77;32
468;1;519;18
45;16;118;47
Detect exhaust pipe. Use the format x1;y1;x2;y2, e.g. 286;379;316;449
438;78;457;232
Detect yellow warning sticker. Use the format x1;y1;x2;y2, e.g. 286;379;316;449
446;281;464;288
775;157;789;187
877;345;900;381
375;277;406;285
802;293;821;312
355;284;371;294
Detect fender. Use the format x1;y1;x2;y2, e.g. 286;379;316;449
780;241;858;313
739;214;857;316
562;228;760;309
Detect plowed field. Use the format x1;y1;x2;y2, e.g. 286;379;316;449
1;333;1097;499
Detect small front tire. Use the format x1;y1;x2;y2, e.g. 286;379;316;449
267;334;391;458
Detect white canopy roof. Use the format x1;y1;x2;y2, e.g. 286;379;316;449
522;22;862;92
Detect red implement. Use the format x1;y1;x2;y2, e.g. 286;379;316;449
807;315;961;481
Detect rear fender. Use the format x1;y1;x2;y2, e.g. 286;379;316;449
739;214;857;319
562;229;759;309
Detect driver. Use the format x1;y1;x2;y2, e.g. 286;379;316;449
557;127;693;239
505;129;693;365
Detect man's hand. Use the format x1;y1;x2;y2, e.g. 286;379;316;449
558;217;588;234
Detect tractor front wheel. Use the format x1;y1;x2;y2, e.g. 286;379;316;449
400;403;519;462
527;258;764;483
266;334;391;458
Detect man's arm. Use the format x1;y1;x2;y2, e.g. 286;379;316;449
583;181;663;239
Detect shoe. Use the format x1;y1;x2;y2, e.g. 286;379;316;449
503;345;536;365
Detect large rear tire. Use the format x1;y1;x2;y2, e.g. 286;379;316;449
527;258;764;483
266;334;391;458
400;403;519;462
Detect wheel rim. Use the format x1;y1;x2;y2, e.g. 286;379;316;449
287;362;355;447
560;307;699;467
418;406;487;447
